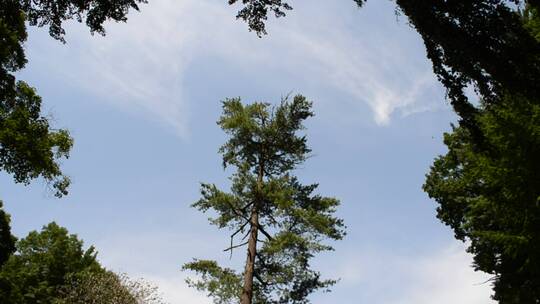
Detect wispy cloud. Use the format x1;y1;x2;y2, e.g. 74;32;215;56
26;0;445;134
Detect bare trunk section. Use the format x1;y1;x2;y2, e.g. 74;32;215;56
240;205;259;304
241;157;264;304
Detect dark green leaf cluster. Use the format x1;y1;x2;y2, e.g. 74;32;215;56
394;0;540;140
0;201;16;267
424;93;540;302
184;96;345;303
227;0;366;36
228;0;292;36
20;0;148;42
0;1;27;103
0;222;102;303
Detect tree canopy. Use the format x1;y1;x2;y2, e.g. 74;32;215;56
183;95;345;304
0;221;167;303
423;7;540;302
424;92;540;302
0;222;102;303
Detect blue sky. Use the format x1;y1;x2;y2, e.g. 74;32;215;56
2;0;495;303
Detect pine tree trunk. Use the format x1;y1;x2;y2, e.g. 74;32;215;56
241;158;264;304
240;206;259;304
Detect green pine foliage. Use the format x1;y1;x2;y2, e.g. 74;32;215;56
183;95;345;304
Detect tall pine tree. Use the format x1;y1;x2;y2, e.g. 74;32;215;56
183;95;345;304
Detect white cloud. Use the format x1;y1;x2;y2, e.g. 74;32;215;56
333;242;495;304
401;246;494;304
95;229;494;304
268;19;444;125
132;273;211;304
26;0;445;135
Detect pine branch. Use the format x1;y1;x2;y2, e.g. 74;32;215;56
257;224;273;241
225;200;251;223
267;211;279;226
227;220;250;259
287;216;300;232
241;229;251;241
223;241;249;253
240;201;254;213
254;272;270;287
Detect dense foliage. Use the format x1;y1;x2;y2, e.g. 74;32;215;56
0;82;73;197
424;93;540;302
1;1;72;196
0;222;102;303
0;201;15;267
0;222;166;304
424;8;540;302
393;1;540;133
183;96;345;304
20;0;148;42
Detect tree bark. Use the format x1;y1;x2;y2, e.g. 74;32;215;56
241;155;264;304
240;205;259;304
